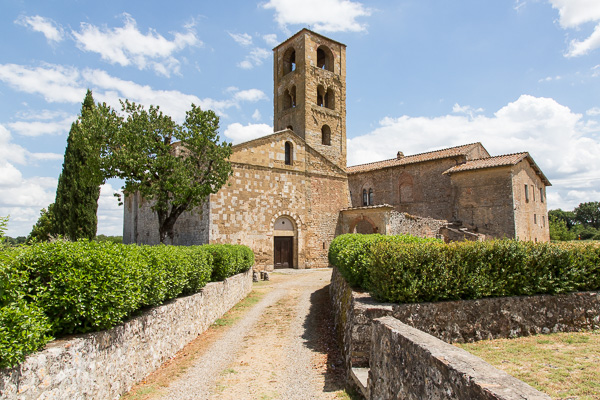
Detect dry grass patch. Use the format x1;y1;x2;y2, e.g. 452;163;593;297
457;331;600;399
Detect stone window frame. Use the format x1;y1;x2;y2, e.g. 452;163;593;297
321;124;331;146
316;45;334;72
283;47;296;75
362;189;368;206
368;188;374;206
283;85;297;111
285;141;293;165
524;184;529;203
540;187;544;203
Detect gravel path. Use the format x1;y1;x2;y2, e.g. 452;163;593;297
154;268;344;400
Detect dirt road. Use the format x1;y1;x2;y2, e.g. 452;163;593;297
122;269;349;400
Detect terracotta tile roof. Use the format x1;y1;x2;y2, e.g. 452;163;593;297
346;143;482;174
444;152;552;186
444;153;529;173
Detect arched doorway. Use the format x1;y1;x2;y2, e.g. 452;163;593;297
273;216;296;268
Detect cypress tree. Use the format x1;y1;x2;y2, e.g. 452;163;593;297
53;89;104;240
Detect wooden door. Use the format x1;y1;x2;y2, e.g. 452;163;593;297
274;237;293;268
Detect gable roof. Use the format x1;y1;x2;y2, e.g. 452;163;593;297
346;143;484;174
272;28;347;50
443;152;552;186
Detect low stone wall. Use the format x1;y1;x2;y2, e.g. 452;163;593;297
330;266;600;398
369;317;550;400
0;269;253;400
387;211;447;238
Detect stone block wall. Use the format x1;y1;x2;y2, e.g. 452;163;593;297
369;317;550;400
330;267;600;398
512;160;550;242
0;270;253;400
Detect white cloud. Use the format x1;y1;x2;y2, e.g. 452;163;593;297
224;122;273;144
0;63;267;121
263;0;371;32
263;33;279;47
0;64;84;103
452;103;484;118
548;0;600;29
96;181;124;236
348;95;600;210
15;15;64;43
587;107;600;116
72;13;201;77
8;115;74;137
233;89;268;103
252;109;262;121
0;162;23;187
547;0;600;57
238;47;270;69
229;32;253;46
566;23;600;57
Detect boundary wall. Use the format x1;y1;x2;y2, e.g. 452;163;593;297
330;267;600;399
0;269;253;400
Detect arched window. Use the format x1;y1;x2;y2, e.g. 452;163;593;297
368;188;374;206
283;85;296;110
325;87;335;109
285;141;292;165
317;85;325;107
321;125;331;145
317;46;333;72
283;47;296;75
362;189;368;206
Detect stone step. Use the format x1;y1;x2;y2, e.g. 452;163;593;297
351;367;369;398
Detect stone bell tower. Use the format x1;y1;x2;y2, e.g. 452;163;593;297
273;29;347;169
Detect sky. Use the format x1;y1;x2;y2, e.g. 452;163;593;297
1;0;599;237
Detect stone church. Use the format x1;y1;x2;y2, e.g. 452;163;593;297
124;29;551;271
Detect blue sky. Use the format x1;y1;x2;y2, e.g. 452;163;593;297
1;0;599;237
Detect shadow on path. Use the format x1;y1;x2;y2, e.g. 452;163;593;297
301;284;354;395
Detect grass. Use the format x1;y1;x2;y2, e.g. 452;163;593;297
457;331;600;399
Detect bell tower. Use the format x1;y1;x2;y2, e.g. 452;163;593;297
273;29;347;169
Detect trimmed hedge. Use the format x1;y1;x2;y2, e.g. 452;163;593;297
329;234;600;304
328;234;442;289
0;241;253;369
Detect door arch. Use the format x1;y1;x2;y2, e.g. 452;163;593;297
273;215;296;268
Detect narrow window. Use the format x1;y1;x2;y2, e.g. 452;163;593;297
362;189;367;206
534;214;537;224
285;142;292;165
540;188;544;203
290;86;296;108
524;184;529;203
317;85;325;107
283;48;296;75
542;215;546;227
533;187;536;202
368;188;374;206
321;125;331;145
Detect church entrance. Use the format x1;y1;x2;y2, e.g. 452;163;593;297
274;237;293;269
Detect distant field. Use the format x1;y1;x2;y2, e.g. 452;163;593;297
457;331;600;399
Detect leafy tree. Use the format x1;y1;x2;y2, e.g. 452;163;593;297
549;215;576;241
0;216;8;244
574;201;600;229
548;209;577;229
102;101;232;244
53;90;105;240
28;204;57;243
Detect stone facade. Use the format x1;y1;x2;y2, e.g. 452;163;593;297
0;270;253;400
124;29;552;271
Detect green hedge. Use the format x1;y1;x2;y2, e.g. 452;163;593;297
328;234;442;288
329;234;600;303
203;244;254;281
0;241;253;369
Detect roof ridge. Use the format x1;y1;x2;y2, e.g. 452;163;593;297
347;142;481;169
467;151;529;162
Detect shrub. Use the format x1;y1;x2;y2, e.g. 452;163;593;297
328;234;442;289
204;244;254;281
330;234;600;304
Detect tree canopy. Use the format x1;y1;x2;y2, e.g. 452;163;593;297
101;101;232;244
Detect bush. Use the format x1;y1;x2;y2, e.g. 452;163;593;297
0;240;253;367
204;244;254;281
329;234;600;304
328;234;442;289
